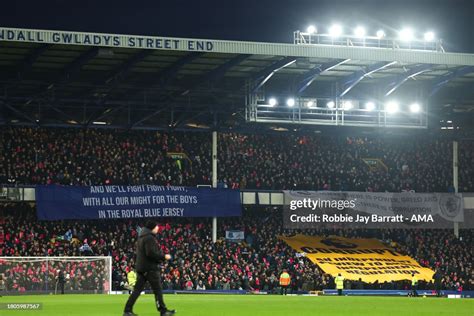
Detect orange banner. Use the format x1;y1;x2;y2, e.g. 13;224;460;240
280;234;434;283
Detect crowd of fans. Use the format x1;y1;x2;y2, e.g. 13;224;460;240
459;140;474;193
0;127;211;187
1;258;108;294
1;127;473;192
1;203;472;294
219;133;458;192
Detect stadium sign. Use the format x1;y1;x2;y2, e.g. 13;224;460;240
0;28;214;51
35;185;241;220
280;234;435;283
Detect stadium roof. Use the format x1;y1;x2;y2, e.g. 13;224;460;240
1;27;474;132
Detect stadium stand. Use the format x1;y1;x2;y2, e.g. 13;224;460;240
0;126;473;295
1;203;472;293
1;127;473;192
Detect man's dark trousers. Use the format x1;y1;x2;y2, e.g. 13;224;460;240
124;271;166;312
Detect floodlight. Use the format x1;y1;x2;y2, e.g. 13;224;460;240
287;98;295;107
354;26;366;37
327;101;335;109
329;24;343;37
365;102;375;111
269;98;277;107
399;28;414;41
307;25;317;34
306;100;314;108
376;30;385;39
409;103;421;113
424;31;435;41
385;101;399;113
342;100;353;110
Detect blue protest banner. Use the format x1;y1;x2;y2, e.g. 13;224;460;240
36;185;241;220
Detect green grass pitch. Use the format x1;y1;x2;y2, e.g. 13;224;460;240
1;294;473;316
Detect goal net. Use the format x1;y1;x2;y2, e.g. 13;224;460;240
0;256;112;295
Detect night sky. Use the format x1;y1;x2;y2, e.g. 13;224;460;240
2;0;474;52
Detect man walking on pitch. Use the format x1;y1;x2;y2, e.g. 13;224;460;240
335;273;344;296
123;220;175;316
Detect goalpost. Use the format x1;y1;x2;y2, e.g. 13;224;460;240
0;256;112;295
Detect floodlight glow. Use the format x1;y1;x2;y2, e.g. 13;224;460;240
385;101;399;113
376;30;385;39
327;101;335;109
399;28;414;41
354;26;366;37
268;98;277;107
342;100;353;110
410;103;421;113
306;100;314;108
329;24;343;37
365;102;375;111
424;31;435;41
307;25;317;34
287;98;295;107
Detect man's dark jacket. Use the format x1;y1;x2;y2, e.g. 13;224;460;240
135;227;166;272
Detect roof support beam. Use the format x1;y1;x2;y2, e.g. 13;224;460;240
130;108;167;128
252;57;297;93
132;55;249;128
84;50;155;122
104;50;153;85
61;47;99;84
17;44;50;80
339;61;397;97
131;52;203;99
85;104;128;126
24;47;99;104
0;96;233;110
156;52;203;87
0;45;50;93
206;54;250;81
86;52;200;126
429;66;474;97
181;54;250;95
47;103;79;123
175;111;208;128
90;49;155;98
297;59;350;95
2;101;39;125
384;64;434;96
